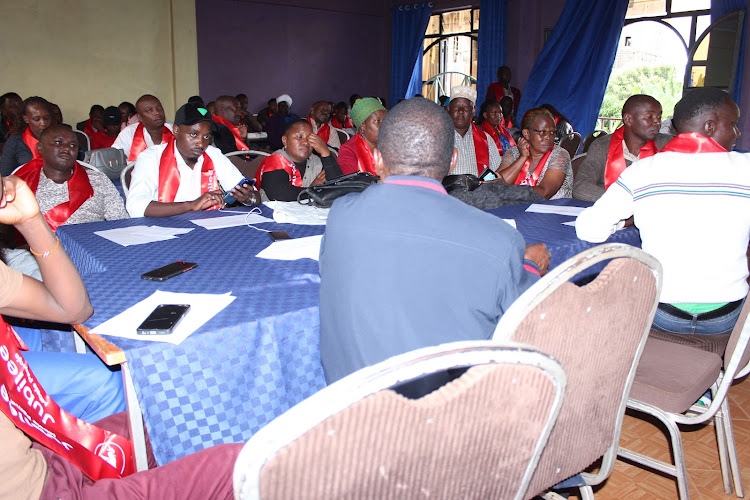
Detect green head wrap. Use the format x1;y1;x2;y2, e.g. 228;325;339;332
351;98;386;129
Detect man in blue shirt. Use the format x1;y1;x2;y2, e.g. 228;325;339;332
319;98;549;384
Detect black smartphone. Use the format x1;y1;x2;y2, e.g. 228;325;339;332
137;304;191;335
141;262;198;281
224;178;255;205
479;167;498;181
269;230;292;241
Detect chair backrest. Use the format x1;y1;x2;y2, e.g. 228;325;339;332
233;342;567;500
720;291;750;378
120;162;135;198
581;130;607;154
73;129;90;151
492;243;662;496
571;153;586;181
332;126;349;144
559;132;582;158
225;150;271;179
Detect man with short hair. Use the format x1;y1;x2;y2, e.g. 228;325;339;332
319;98;549;384
266;94;300;150
447;85;502;175
76;104;104;138
90;106;122;150
112;94;173;162
212;95;250;154
573;94;672;201
256;97;277;130
306;100;341;151
485;66;521;109
576;88;750;335
126;102;258;218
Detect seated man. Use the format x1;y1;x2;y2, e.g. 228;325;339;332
306;100;341;152
266;94;300;150
576;87;750;335
573;94;672;201
76;104;104;138
447;85;502;176
126;102;259;218
485;66;521;111
89;106;122;150
331;101;355;134
256;97;277;131
112;94;173;162
319;98;549;384
211;95;250;154
235;93;262;133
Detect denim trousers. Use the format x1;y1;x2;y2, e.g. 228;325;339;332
651;299;745;335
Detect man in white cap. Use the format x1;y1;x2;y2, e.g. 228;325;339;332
447;85;502;176
266;93;300;150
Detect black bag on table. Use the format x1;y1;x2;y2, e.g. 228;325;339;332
297;172;379;208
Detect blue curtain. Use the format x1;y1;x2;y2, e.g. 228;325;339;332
711;0;746;105
390;2;433;107
477;0;507;112
517;0;629;137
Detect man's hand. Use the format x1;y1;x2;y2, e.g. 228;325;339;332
0;176;42;225
191;190;224;211
311;170;327;186
517;136;530;157
524;243;551;276
307;133;331;158
231;182;260;206
238;121;248;140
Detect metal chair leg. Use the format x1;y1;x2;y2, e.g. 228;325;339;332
720;397;744;497
122;362;149;471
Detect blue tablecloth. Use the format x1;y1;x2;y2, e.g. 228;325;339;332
56;206;327;464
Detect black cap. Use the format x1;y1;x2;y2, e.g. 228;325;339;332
103;106;122;127
174;102;213;126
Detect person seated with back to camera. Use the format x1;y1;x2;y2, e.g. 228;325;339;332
126;102;260;218
254;119;342;201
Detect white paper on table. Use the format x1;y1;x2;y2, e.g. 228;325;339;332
246;132;267;140
94;226;193;247
502;219;517;229
264;201;329;225
525;204;586;216
256;234;323;261
90;291;236;345
190;213;273;230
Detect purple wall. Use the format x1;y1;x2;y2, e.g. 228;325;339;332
196;0;391;115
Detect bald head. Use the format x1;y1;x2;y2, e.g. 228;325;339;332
135;95;166;130
622;95;659;117
622;94;662;142
214;95;241;126
376;98;455;180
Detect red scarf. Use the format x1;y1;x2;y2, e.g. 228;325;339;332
254;154;303;189
352;134;377;174
470;123;490;175
514;148;554;186
604;126;658;189
0;317;134;480
22;127;41;160
157;137;218;209
129;123;172;162
90;130;116;151
661;132;728;154
212;115;249;151
82;119;97;138
307;117;331;143
501;115;514;129
15;159;94;231
331;116;354;129
481;121;516;154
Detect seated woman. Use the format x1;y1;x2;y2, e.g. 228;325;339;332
499;95;517;130
0;96;52;176
337;97;386;175
255;119;342;201
496;107;572;200
477;100;516;156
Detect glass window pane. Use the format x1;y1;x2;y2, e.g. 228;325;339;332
425;14;439;36
693;34;710;60
473;8;480;31
664;17;691;47
471;39;478;82
422;40;441;99
626;0;666;19
671;0;710;13
696;14;711;40
690;65;706;86
442;9;472;35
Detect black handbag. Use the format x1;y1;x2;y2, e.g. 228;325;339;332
297;172;379;208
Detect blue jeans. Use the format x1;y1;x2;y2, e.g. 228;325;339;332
652;300;745;335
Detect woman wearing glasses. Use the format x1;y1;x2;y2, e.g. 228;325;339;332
495;107;572;199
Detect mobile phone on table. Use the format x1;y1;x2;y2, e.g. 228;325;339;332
479;167;498;181
141;261;198;281
269;230;292;241
224;178;256;205
137;304;191;335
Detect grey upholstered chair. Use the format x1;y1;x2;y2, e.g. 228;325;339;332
580;129;607;154
559;132;582;158
492;243;662;499
233;341;567;500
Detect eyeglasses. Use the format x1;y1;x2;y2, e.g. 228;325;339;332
529;128;556;138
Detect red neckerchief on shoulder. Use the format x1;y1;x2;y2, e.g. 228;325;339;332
212;115;249;152
255;153;303;190
604;126;658;189
352;134;376;174
157;136;218;209
470;123;490;175
307;117;331;144
22;128;41;160
129;123;172;162
661;132;728;154
514;148;554;186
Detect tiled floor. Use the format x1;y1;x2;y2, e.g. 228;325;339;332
573;376;750;499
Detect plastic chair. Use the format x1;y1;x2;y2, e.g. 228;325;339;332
233;341;567;500
73;129;90;151
580;130;607;154
493;243;662;499
571;153;586;182
619;291;750;499
120;162;135;198
559;132;582;158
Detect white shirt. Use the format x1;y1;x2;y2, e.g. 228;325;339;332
126;142;243;217
112;121;174;159
575;150;750;304
452;129;502;175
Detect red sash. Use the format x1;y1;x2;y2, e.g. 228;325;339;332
514;148;554;186
352;134;376;174
604;126;658;189
157;137;218;209
82;119;96;138
129;123;172;162
501;115;514;129
481;121;516;154
22;128;41;160
661;132;728;154
255;154;303;190
307;117;331;143
90;130;116;151
212;116;249;152
471;123;490;175
15;159;94;232
0;317;134;480
331;116;354;130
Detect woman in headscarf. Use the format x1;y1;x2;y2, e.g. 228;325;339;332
0;97;52;176
254;119;342;201
477;100;516;156
337;97;387;175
